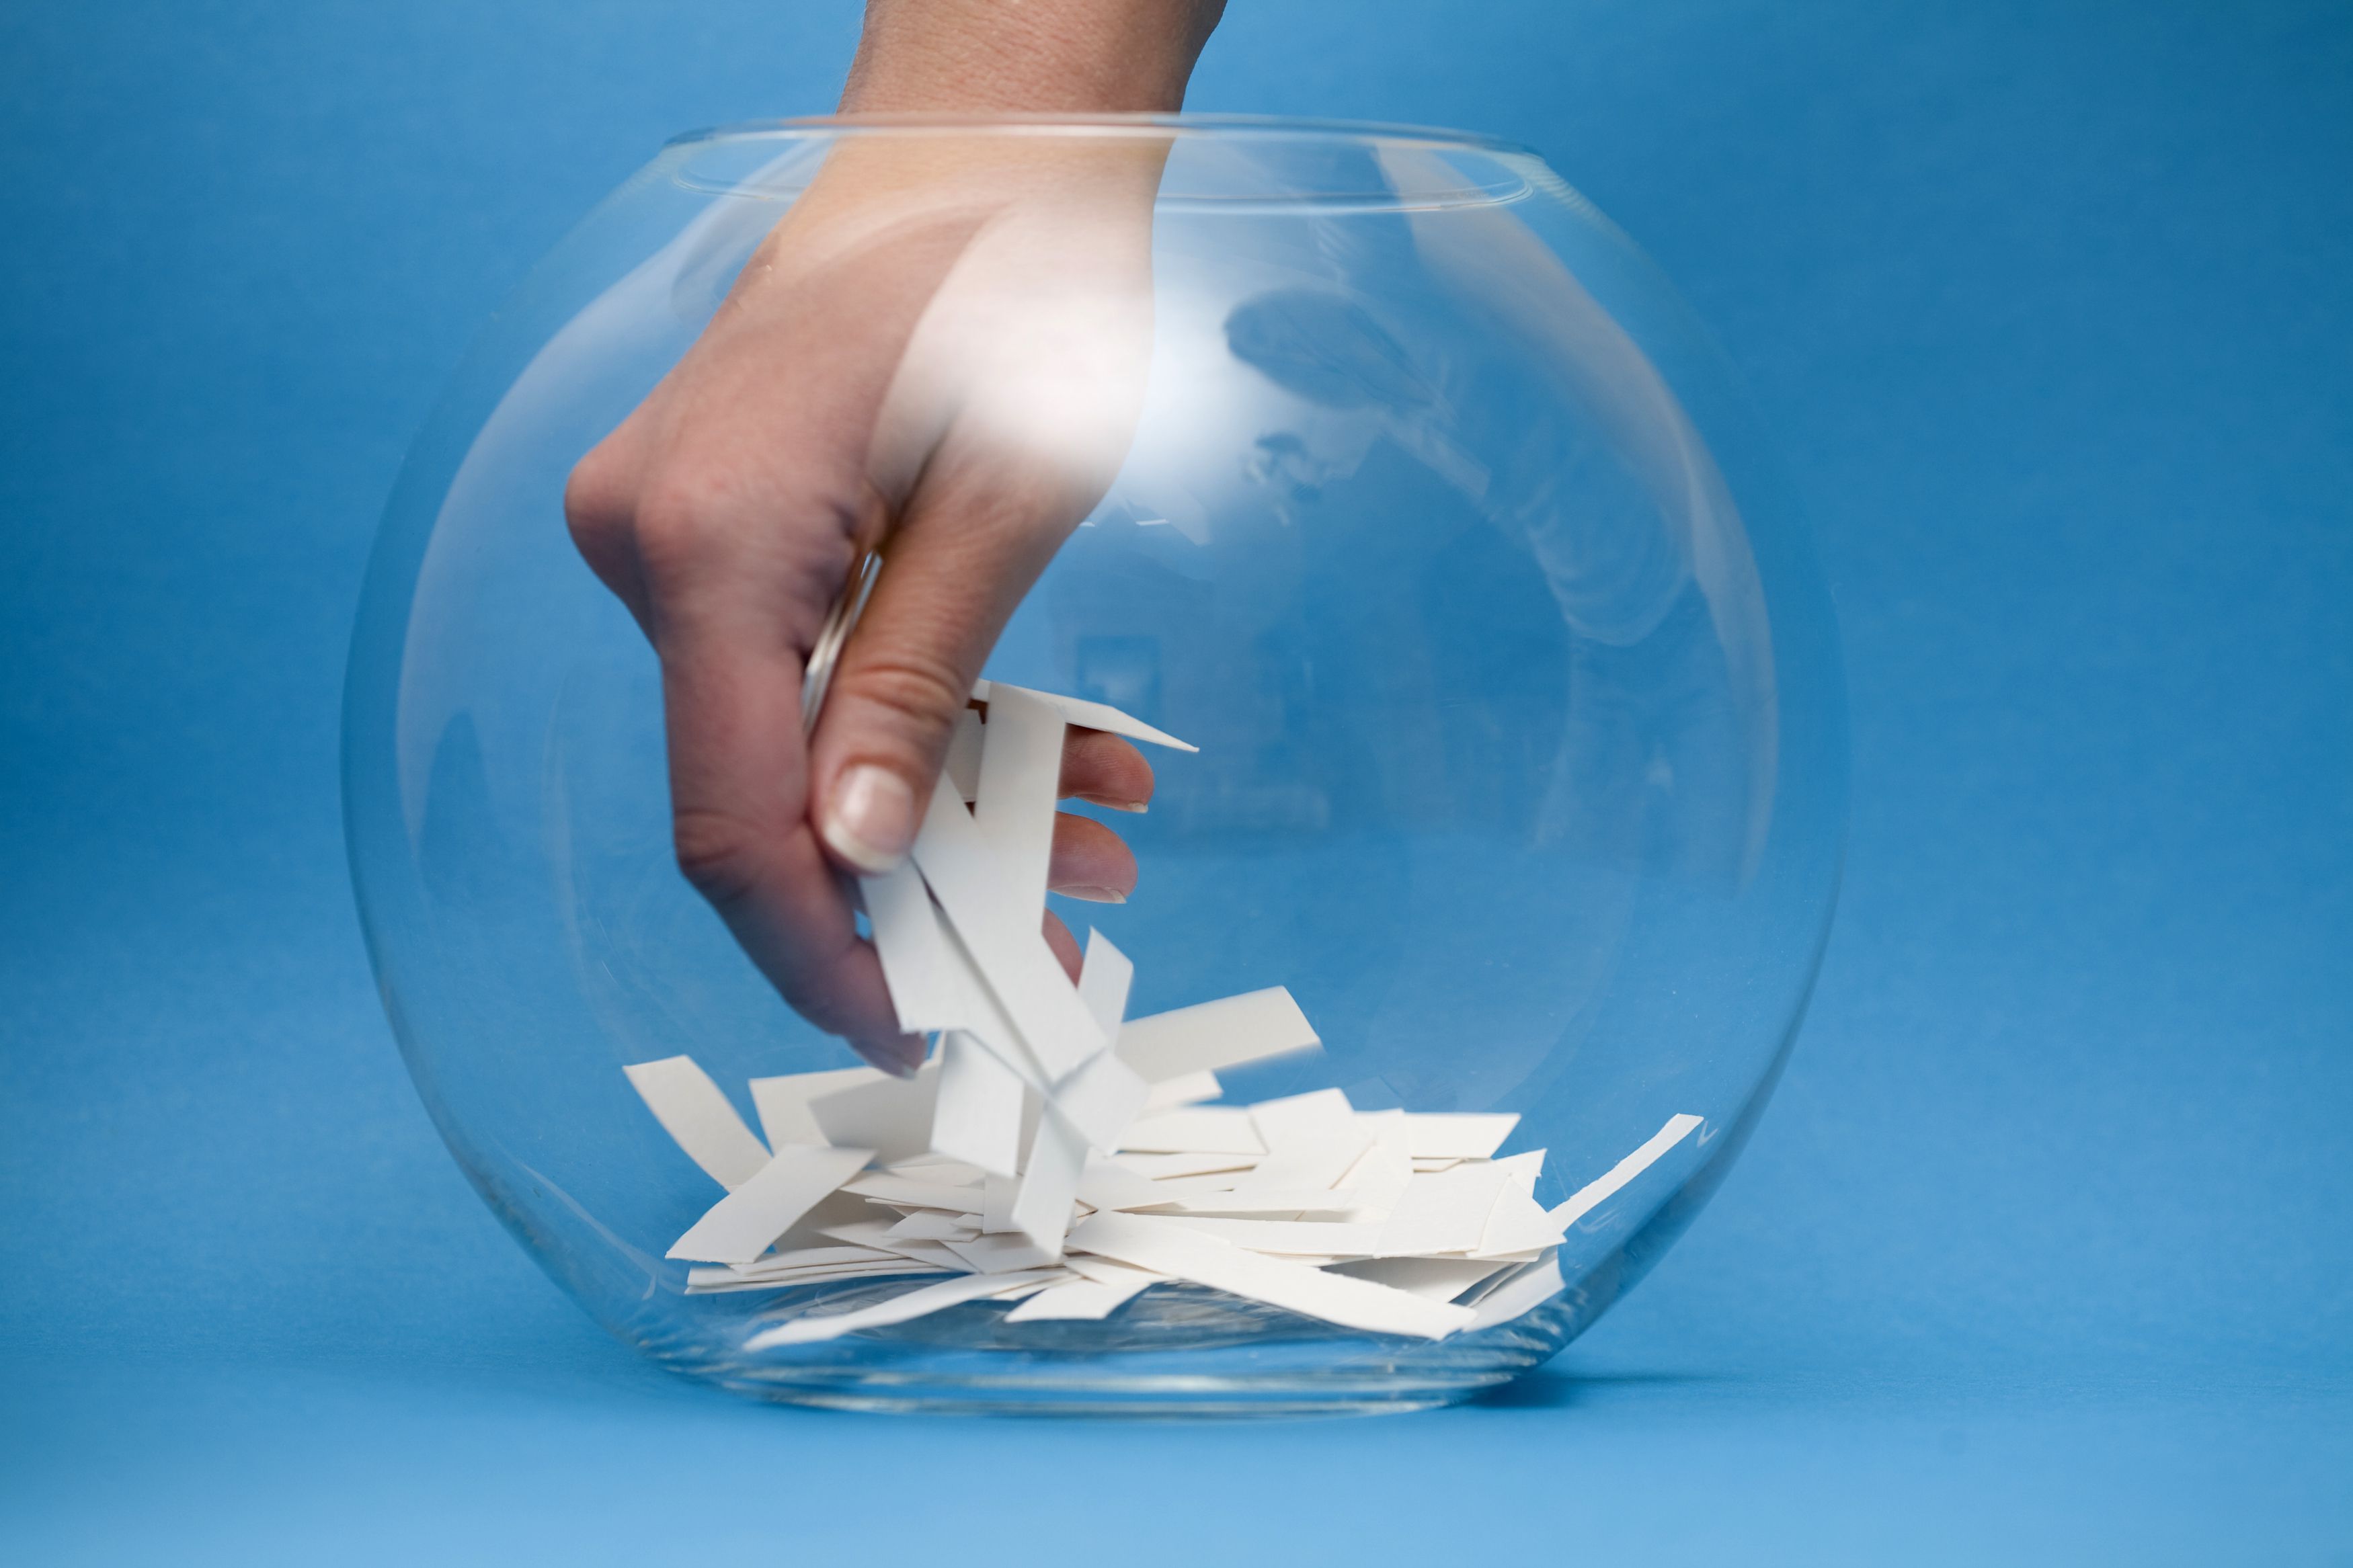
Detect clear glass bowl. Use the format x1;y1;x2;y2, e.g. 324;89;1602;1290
342;115;1845;1415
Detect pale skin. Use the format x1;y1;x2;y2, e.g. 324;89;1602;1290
563;1;1227;1073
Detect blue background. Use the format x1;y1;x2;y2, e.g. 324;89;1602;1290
3;1;2346;1559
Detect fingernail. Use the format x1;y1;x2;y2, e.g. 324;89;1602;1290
876;1034;927;1079
1061;884;1129;904
822;765;916;873
1078;794;1150;814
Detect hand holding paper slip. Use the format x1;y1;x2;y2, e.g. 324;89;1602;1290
621;683;1708;1343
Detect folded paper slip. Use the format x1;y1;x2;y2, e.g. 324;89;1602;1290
1067;1213;1474;1339
744;1270;1064;1348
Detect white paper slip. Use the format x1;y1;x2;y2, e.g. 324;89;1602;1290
883;1209;980;1241
744;1268;1064;1348
885;1157;990;1182
625;1057;773;1190
1110;1151;1263;1180
930;1031;1027;1178
974;1171;1019;1235
840;1173;985;1213
1117;1107;1266;1155
688;1265;949;1294
666;1145;875;1264
1068;1213;1473;1340
748;1066;885;1149
817;1223;971;1271
1550;1114;1704;1230
1074;1158;1170;1214
1076;929;1134;1036
943;704;985;802
972;683;1064;917
1326;1255;1513;1303
1234;1126;1373;1196
1002;1269;1156;1322
1138;1189;1363;1217
858;862;974;1036
1249;1088;1358;1151
1151;1216;1382;1255
943;1232;1060;1275
1140;1070;1222;1113
1008;1105;1089;1256
1064;1255;1167;1290
972;679;1197;753
1337;1139;1415;1221
1051;1046;1150;1153
1402;1112;1521;1161
1115;987;1320;1083
1373;1162;1515;1258
1472;1188;1566;1260
1466;1252;1565;1330
910;785;1106;1080
728;1245;904;1276
808;1061;941;1163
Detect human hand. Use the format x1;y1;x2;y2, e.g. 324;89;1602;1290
561;123;1175;1073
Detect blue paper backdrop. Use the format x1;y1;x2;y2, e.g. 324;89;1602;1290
2;1;2346;1560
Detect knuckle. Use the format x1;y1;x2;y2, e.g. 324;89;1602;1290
837;651;970;750
669;807;772;906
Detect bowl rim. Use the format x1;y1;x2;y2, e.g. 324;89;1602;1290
664;112;1538;159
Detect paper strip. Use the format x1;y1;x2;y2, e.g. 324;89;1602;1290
973;679;1197;753
727;1245;904;1275
1133;1188;1362;1216
972;683;1064;917
688;1264;950;1294
744;1269;1063;1348
1326;1255;1514;1303
1008;1106;1089;1257
930;1030;1027;1177
666;1145;875;1264
858;862;972;1036
1140;1070;1222;1113
1110;1151;1263;1180
1115;987;1320;1083
1067;1213;1472;1339
624;1057;772;1191
1076;928;1134;1037
1249;1088;1358;1151
1075;1158;1170;1214
1402;1113;1521;1160
748;1066;885;1149
1374;1163;1514;1258
807;1061;941;1163
943;1232;1060;1275
1549;1114;1705;1229
1064;1255;1167;1290
840;1171;986;1214
1234;1126;1373;1197
1117;1108;1266;1155
1149;1216;1382;1255
1002;1269;1156;1321
943;705;985;802
816;1221;971;1270
1467;1251;1565;1329
910;784;1106;1080
883;1210;980;1241
1051;1046;1150;1153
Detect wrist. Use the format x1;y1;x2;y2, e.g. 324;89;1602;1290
840;0;1223;116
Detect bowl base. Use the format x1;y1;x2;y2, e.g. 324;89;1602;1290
627;1280;1578;1417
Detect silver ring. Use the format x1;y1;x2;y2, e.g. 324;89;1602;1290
799;546;883;737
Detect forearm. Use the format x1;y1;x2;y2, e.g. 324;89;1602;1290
841;0;1225;114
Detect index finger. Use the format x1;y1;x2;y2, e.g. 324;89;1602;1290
656;605;922;1071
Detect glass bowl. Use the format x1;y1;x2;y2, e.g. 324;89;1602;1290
342;114;1845;1416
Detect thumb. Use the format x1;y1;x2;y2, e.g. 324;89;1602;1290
806;477;1072;874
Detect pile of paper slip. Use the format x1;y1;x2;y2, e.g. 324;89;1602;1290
625;680;1702;1347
